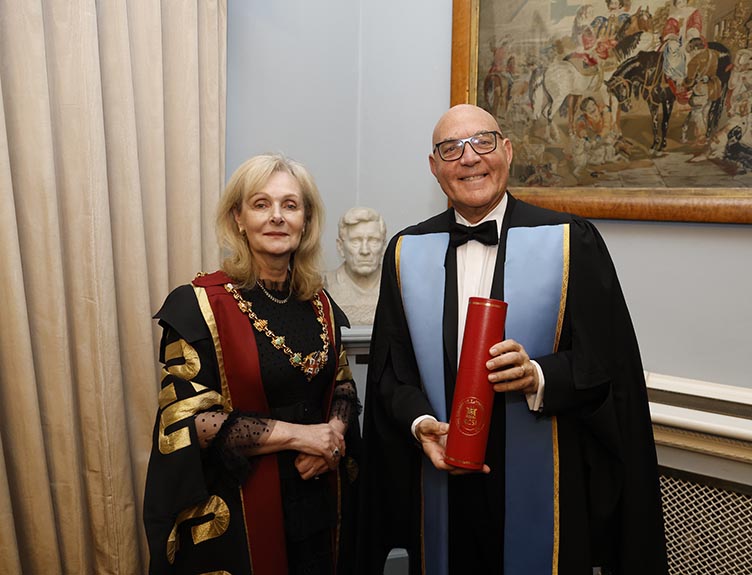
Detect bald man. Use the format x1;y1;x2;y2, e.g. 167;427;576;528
359;105;667;574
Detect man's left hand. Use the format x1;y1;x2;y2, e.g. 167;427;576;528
486;339;539;394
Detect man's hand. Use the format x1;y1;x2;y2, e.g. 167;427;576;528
486;339;539;395
415;418;490;475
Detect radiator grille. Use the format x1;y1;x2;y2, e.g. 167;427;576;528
661;474;752;575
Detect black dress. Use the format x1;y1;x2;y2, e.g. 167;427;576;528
245;286;338;575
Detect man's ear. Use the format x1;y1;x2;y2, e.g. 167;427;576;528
336;236;344;259
502;137;514;167
429;153;438;178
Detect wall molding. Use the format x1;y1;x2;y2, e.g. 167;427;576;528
646;371;752;407
646;371;752;468
653;425;752;465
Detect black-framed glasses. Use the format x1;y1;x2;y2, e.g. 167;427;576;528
433;131;503;161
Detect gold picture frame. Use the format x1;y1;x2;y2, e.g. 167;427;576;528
450;0;752;223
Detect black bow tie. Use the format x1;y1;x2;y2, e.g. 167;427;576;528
449;220;499;247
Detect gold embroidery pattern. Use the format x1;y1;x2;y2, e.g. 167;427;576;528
194;284;232;405
419;462;426;575
163;339;201;381
335;346;353;383
158;384;230;454
552;416;560;574
166;495;230;564
225;283;329;381
554;224;569;353
551;224;566;573
395;236;404;294
335;466;343;570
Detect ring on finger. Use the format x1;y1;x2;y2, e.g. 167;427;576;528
332;447;340;458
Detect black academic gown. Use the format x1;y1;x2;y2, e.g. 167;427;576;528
143;274;360;575
358;194;667;574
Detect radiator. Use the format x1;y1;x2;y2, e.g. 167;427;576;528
660;468;752;574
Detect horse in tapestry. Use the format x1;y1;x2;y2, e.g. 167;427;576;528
605;42;731;151
529;6;654;141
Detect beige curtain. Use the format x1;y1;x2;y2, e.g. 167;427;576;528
0;1;226;573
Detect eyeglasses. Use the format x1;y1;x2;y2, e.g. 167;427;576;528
433;131;504;161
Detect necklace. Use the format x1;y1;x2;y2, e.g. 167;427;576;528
256;279;292;304
225;283;329;381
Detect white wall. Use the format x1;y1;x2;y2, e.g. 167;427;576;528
599;220;752;388
227;0;752;390
227;0;450;270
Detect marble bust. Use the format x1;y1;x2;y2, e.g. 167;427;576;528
324;207;386;326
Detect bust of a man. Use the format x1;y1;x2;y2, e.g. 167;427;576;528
324;207;387;326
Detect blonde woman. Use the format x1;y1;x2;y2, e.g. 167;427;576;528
144;154;360;575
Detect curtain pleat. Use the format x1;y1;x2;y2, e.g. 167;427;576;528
0;0;226;572
0;51;60;574
198;0;227;268
163;2;205;286
1;1;77;572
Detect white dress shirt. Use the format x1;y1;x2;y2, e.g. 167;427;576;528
411;195;545;439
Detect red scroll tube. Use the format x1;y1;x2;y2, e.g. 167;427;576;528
445;297;507;470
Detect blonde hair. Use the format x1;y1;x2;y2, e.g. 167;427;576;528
216;153;325;300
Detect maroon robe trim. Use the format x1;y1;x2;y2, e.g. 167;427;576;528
194;271;341;574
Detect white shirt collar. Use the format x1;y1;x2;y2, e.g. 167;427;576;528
454;193;507;238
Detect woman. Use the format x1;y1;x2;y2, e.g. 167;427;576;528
144;154;360;575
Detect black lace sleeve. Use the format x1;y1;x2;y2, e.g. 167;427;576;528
329;345;362;428
195;411;276;483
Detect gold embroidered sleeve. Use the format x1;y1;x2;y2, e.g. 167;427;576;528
157;327;230;455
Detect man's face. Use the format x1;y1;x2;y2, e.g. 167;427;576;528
338;220;385;277
429;105;512;223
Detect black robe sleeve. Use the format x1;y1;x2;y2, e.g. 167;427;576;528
143;284;230;574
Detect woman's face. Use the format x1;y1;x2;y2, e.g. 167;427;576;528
234;171;306;269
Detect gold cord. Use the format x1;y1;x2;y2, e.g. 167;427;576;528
224;283;329;381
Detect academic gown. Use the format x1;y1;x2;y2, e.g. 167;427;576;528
143;271;360;575
358;194;667;574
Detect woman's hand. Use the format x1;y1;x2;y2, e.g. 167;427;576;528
294;453;330;480
287;422;345;469
293;421;347;479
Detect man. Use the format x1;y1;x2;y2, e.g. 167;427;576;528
324;207;386;325
358;104;667;574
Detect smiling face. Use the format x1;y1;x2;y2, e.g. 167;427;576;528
429;105;513;223
233;170;306;273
